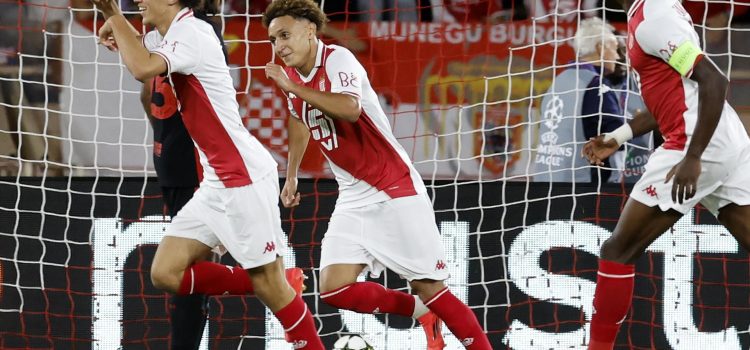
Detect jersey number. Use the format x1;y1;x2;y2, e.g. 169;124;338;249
306;107;339;151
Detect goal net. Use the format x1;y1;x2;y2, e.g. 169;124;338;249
1;0;750;349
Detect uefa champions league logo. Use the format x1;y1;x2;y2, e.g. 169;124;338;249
543;95;563;131
541;95;563;145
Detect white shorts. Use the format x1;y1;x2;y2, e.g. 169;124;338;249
630;146;750;216
165;172;287;269
320;193;450;281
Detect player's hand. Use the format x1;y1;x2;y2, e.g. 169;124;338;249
281;177;301;208
91;0;122;19
665;155;701;204
97;19;118;52
582;135;618;166
265;63;295;93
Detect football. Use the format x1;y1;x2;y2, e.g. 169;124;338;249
332;335;375;350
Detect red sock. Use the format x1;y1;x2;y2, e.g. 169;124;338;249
320;282;415;317
176;261;252;296
425;288;491;350
589;259;635;350
274;295;324;350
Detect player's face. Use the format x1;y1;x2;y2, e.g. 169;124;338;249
599;39;620;73
135;0;169;27
268;15;316;69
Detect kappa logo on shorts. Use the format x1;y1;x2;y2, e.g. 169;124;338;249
643;185;659;199
263;241;276;254
461;338;474;346
292;340;308;349
435;260;447;270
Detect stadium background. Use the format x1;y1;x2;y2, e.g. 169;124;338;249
1;0;750;349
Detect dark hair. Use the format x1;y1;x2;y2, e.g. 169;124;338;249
177;0;228;63
262;0;328;33
179;0;219;16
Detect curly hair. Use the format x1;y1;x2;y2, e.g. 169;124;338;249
262;0;328;33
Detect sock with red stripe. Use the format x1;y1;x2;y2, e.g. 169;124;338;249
425;288;491;349
273;295;324;350
588;259;635;350
320;282;417;317
176;261;251;295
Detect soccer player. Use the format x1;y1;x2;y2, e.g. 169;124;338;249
92;0;324;348
582;0;750;349
262;1;492;349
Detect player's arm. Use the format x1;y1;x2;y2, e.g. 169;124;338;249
288;83;361;123
264;63;361;122
683;56;728;159
582;110;657;165
286;116;310;180
101;16;167;81
281;116;310;208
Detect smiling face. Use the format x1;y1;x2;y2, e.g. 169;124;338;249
268;15;317;70
135;0;174;29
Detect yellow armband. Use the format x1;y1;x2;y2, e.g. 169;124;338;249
668;41;702;76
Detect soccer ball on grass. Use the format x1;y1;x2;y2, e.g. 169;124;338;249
332;335;375;350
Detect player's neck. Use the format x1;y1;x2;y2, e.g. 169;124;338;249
156;6;184;36
298;39;319;77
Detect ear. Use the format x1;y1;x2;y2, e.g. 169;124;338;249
309;23;316;39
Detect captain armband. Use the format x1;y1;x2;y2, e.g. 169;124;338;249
668;41;703;76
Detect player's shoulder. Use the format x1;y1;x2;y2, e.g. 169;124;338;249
323;44;359;67
167;15;213;41
641;0;689;23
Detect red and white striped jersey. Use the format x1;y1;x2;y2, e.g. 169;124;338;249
143;8;277;188
284;43;426;209
627;0;749;159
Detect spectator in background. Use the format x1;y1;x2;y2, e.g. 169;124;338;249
0;0;64;176
606;32;656;183
533;17;624;183
525;0;599;22
224;0;368;52
431;0;525;23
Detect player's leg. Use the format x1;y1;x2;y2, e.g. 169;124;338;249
217;175;324;349
589;199;682;350
711;147;750;252
317;207;425;320
319;263;422;317
589;148;729;349
248;256;324;350
152;187;304;296
163;186;208;350
718;204;750;251
151;235;215;293
368;194;491;349
410;279;491;350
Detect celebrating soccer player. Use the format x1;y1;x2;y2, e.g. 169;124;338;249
582;0;750;349
92;0;324;348
263;1;492;349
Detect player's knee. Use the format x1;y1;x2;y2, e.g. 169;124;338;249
150;265;180;293
409;279;445;301
599;236;633;264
